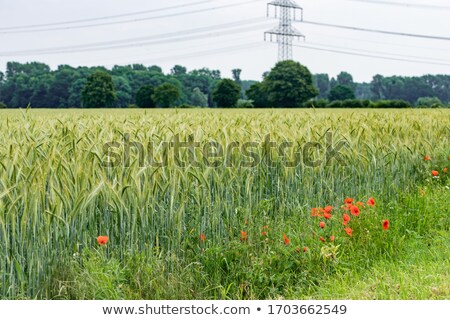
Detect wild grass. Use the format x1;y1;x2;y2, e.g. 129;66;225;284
0;108;448;299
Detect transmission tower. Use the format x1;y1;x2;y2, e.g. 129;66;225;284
264;0;305;61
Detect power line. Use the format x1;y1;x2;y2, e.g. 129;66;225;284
0;0;216;31
0;18;266;55
307;31;450;53
0;23;271;56
3;17;449;65
302;20;450;41
345;0;450;11
0;0;265;34
292;43;450;67
305;41;450;63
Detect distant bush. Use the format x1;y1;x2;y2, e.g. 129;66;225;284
415;97;444;108
177;103;198;109
338;99;372;108
361;100;372;108
236;99;254;108
300;99;411;109
341;99;364;108
328;100;343;108
328;85;355;102
127;104;138;109
0;102;6;108
302;99;329;108
374;100;412;108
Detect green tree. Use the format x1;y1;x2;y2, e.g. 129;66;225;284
31;78;51;108
232;69;244;98
135;85;155;108
152;83;181;107
415;97;443;108
370;74;385;100
190;87;208;107
68;79;86;107
232;69;242;84
328;85;355;102
171;65;187;76
355;83;372;100
148;65;163;73
313;73;330;98
190;68;221;80
45;66;79;108
337;71;356;90
132;64;147;71
113;76;132;108
264;60;318;107
81;71;116;108
212;79;241;108
246;82;268;108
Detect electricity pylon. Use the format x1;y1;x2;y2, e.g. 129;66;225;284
264;0;305;61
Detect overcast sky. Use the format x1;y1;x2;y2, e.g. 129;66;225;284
0;0;449;82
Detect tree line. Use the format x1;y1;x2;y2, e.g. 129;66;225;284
312;72;450;107
0;61;449;108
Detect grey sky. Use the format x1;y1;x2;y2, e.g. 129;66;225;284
0;0;449;82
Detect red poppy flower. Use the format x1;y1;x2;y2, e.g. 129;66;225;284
345;228;353;237
330;235;335;242
423;155;431;161
240;230;247;241
303;246;308;252
343;213;350;222
350;205;360;216
323;212;332;219
200;233;206;242
344;198;354;205
97;236;109;246
431;170;439;177
324;205;333;213
262;225;269;229
382;220;389;230
283;234;290;245
261;231;268;237
311;207;319;217
443;168;448;173
319;221;325;229
319;237;326;243
367;198;375;207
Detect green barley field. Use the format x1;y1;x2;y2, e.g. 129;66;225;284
0;108;449;299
